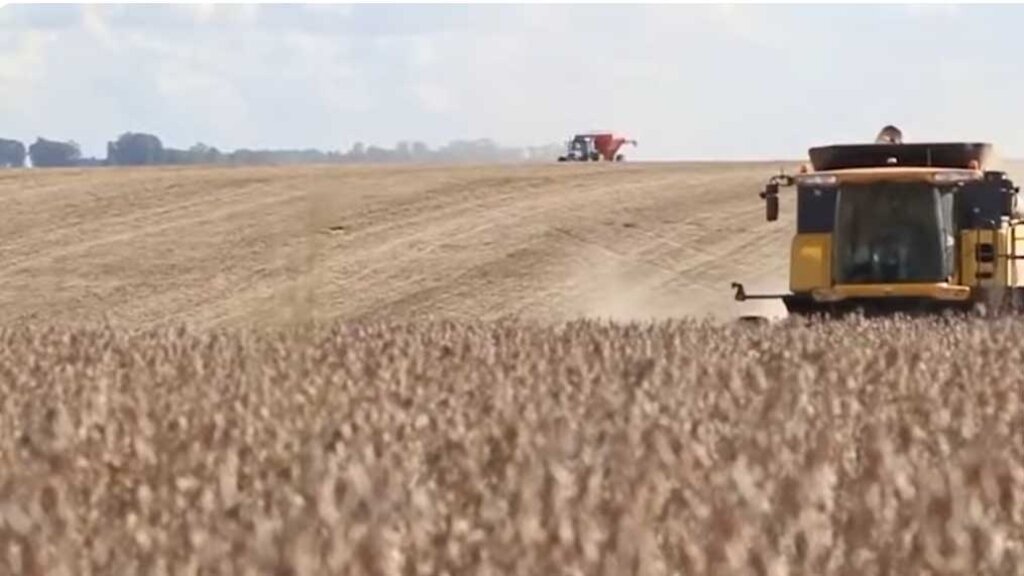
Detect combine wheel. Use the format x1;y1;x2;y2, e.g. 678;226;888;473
1010;287;1024;313
590;152;600;162
737;315;770;325
615;154;625;162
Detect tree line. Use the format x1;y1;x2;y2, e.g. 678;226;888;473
0;133;563;168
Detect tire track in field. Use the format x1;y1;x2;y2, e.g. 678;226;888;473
0;162;797;326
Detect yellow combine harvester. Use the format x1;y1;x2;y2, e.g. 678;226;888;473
732;126;1024;316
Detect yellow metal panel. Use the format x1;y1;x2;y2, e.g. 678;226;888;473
1011;223;1024;288
790;233;831;292
960;228;1006;287
812;283;970;302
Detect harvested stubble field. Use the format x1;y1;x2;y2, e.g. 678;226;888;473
0;164;1022;574
1;318;1022;574
0;162;803;326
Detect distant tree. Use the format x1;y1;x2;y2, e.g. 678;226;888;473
189;143;222;164
0;138;26;168
229;149;257;165
20;135;552;168
160;148;189;165
220;148;339;166
411;141;430;161
208;147;223;164
75;157;105;167
525;143;564;162
28;138;81;168
437;139;498;163
395;141;412;162
347;142;366;162
364;146;391;163
107;132;165;166
159;143;224;166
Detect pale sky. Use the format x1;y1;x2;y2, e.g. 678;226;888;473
2;4;1023;160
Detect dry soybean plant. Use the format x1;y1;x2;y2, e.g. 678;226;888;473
0;317;1021;575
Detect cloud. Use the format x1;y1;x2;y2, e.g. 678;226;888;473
409;36;436;69
0;5;376;154
900;4;960;19
81;5;115;49
283;31;368;115
154;63;252;144
413;82;452;114
0;30;57;122
2;5;1024;160
188;4;215;25
369;5;791;154
0;4;80;30
302;4;354;20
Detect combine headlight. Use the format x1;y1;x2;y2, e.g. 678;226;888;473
932;170;982;184
796;174;838;187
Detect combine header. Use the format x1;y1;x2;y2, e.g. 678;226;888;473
558;132;637;162
732;126;1024;316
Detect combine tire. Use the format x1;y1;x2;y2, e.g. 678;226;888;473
557;156;567;162
615;154;625;162
589;152;600;162
737;315;770;325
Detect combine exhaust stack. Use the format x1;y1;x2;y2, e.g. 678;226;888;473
874;124;903;144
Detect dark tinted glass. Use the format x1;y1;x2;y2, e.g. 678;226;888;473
797;186;837;233
834;183;947;283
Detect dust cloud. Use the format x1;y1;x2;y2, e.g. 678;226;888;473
560;245;787;323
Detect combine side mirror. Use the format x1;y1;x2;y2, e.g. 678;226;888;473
761;181;780;222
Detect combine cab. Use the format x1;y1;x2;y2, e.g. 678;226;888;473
732;126;1024;316
558;133;637;162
